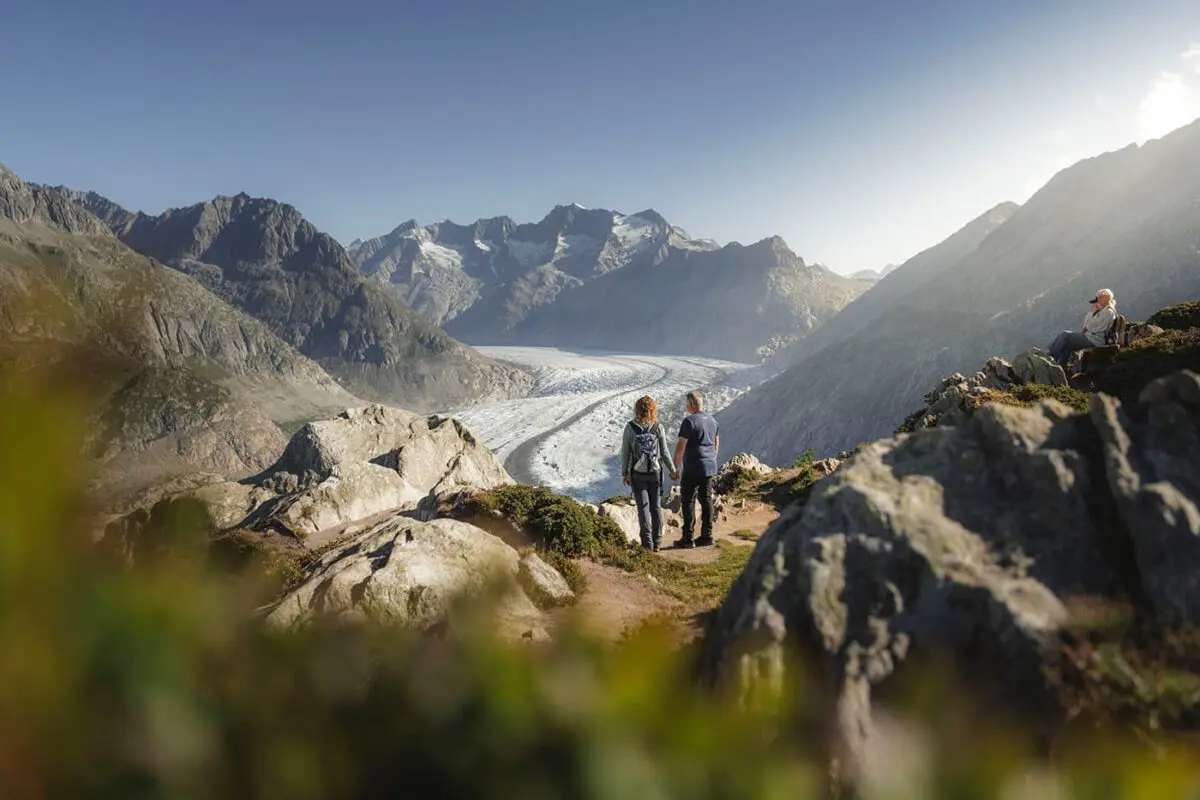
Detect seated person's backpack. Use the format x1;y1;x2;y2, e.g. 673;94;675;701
1103;314;1128;347
630;421;661;475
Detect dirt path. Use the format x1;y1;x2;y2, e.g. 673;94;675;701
656;502;779;565
555;560;684;640
563;500;781;640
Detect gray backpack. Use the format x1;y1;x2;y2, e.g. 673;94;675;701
630;421;661;475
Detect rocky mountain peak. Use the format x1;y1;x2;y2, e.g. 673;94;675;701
629;208;670;228
62;182;532;411
0;166;112;237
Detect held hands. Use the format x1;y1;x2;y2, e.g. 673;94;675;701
670;471;680;481
622;475;630;486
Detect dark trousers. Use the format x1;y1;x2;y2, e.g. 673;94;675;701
630;473;662;547
680;473;714;542
1048;330;1092;366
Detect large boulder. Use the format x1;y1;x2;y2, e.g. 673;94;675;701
267;516;546;638
1092;371;1200;622
1011;349;1067;386
598;502;642;545
700;370;1200;785
265;463;426;538
108;404;514;543
519;552;576;605
274;405;510;492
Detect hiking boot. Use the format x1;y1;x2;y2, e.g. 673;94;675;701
672;538;695;549
651;541;661;553
695;536;715;547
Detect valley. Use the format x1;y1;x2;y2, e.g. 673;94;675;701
451;347;764;502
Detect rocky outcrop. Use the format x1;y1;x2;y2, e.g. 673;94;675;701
896;350;1072;433
266;516;548;640
72;190;532;411
0;164;112;237
701;370;1200;785
140;404;514;541
712;453;773;495
1092;372;1200;622
351;206;866;362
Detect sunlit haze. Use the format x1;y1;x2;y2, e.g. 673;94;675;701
3;0;1199;273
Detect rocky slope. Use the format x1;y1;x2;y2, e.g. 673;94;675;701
720;121;1200;463
107;402;558;639
350;205;866;362
110;404;516;539
772;201;1019;368
72;191;533;410
0;163;360;499
701;368;1200;785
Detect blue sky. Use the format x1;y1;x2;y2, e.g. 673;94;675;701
3;0;1200;273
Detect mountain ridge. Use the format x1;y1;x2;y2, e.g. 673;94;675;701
0;162;362;500
70;189;534;411
350;204;864;362
718;121;1200;463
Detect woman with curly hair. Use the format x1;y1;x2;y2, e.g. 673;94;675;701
619;395;677;551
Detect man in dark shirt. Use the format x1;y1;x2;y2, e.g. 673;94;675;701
671;390;719;548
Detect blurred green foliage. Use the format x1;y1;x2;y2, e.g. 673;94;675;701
4;367;1200;798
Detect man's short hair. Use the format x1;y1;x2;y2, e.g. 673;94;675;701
686;391;703;410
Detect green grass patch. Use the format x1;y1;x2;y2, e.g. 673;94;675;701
991;383;1091;412
791;447;815;469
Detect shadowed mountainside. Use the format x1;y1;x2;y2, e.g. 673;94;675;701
720;120;1200;464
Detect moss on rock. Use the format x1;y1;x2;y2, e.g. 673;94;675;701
460;484;626;559
1093;327;1200;401
987;383;1091;412
1147;301;1200;332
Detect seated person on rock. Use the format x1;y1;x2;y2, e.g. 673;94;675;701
1048;288;1117;369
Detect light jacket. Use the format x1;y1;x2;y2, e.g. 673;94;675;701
1081;303;1117;346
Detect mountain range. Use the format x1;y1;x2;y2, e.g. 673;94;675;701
71;190;532;410
719;118;1200;464
0;164;359;499
349;205;866;362
849;264;898;282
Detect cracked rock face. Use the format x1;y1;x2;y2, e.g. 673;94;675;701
266;516;545;638
700;370;1200;784
120;404;515;541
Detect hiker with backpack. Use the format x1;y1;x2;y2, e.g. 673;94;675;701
620;395;677;551
1048;288;1118;368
